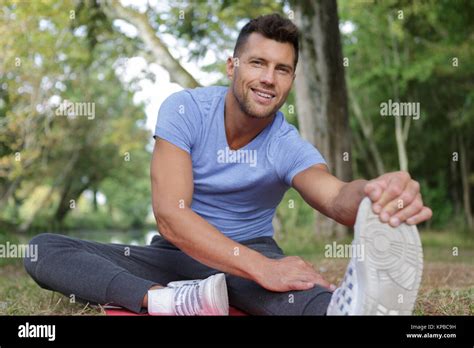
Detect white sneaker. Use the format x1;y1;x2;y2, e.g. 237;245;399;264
327;197;423;315
148;273;229;316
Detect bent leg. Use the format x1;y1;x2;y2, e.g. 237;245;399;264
142;236;333;315
23;233;182;313
227;237;332;315
23;233;332;315
227;275;332;315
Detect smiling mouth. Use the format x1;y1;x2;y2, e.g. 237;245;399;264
251;88;276;100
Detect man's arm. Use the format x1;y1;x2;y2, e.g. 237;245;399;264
292;164;367;226
293;164;432;227
151;139;332;292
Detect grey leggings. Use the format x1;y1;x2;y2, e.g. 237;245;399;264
23;233;331;315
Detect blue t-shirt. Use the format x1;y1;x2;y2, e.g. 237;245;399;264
154;86;326;242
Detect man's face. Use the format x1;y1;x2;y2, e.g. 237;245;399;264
227;33;296;119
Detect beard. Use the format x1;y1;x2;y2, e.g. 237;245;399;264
232;83;282;119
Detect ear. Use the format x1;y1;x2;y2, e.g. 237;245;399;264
226;56;237;80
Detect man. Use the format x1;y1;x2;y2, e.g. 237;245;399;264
24;14;432;316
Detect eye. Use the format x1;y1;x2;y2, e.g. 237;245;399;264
251;60;263;67
277;67;290;74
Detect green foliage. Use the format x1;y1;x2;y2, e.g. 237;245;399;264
0;0;151;231
0;231;21;266
1;0;473;235
339;0;474;229
163;0;284;59
419;175;453;228
277;188;314;231
158;0;286;85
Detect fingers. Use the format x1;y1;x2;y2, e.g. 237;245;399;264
364;180;387;208
406;206;433;225
374;171;410;211
288;275;331;291
291;267;331;289
379;181;420;221
364;171;433;226
299;272;331;289
389;193;423;226
289;280;316;291
279;256;332;290
316;277;331;289
287;280;336;292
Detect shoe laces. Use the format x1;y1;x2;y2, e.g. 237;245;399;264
173;283;204;316
333;259;356;315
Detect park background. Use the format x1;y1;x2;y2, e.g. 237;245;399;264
0;0;473;314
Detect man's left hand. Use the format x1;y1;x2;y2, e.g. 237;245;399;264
363;171;433;227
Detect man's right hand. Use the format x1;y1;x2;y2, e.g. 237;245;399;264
255;256;334;292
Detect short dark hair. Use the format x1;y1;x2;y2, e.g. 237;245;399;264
233;13;299;69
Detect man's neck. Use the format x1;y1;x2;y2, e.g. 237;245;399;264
224;90;275;150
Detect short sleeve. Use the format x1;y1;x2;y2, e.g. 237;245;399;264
273;127;327;186
154;90;201;154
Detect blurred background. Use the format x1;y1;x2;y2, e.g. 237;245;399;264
0;0;473;314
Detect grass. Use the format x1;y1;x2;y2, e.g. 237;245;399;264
278;228;474;315
306;258;474;315
0;229;473;315
0;264;105;315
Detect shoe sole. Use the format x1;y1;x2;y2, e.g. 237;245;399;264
353;197;423;315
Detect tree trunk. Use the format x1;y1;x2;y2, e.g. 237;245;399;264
101;0;200;88
450;135;461;215
54;182;89;224
395;115;408;171
19;149;81;232
0;176;22;210
387;14;409;172
459;135;473;230
350;93;385;176
93;188;98;212
352;125;377;179
293;0;352;238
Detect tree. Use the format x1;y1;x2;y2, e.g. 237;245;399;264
0;0;152;231
339;0;474;229
293;0;352;238
101;0;200;88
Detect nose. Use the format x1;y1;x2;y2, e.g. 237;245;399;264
259;68;275;86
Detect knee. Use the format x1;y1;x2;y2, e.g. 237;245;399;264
301;286;333;315
23;233;60;278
